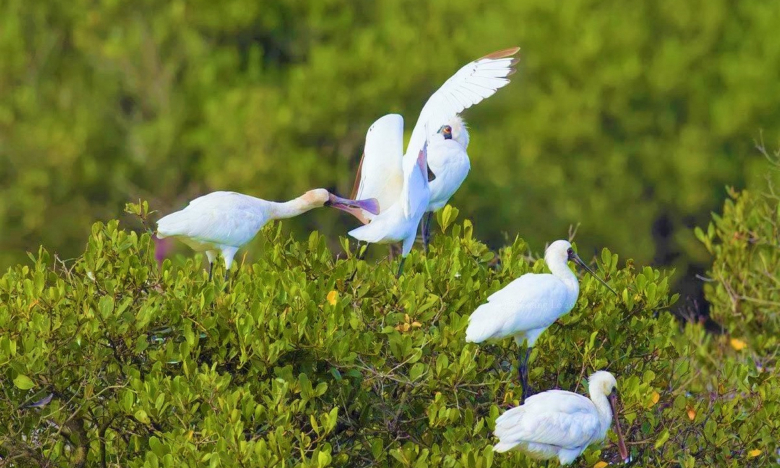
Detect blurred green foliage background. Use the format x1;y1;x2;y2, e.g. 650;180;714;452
2;0;780;295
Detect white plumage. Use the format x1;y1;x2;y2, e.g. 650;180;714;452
348;141;431;276
347;47;520;251
419;117;472;249
466;240;616;401
465;271;574;346
426;119;471;212
493;371;628;465
466;240;582;346
403;48;520;166
351;114;406;221
157;189;378;279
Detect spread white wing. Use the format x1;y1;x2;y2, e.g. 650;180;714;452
403;47;520;162
350;114;405;221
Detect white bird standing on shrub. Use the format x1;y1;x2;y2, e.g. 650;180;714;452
347;47;520;251
348;141;431;277
465;240;617;402
493;371;629;465
157;190;379;280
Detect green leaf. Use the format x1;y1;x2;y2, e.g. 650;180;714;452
13;374;34;390
135;409;150;425
438;205;460;233
99;295;115;318
654;429;670;449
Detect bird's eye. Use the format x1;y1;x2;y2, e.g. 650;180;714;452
566;248;574;255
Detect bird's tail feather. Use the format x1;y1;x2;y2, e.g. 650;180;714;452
494;406;527;437
492;406;528;455
492;441;518;453
348;223;383;244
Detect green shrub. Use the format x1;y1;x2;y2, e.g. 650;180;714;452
696;182;780;357
0;208;777;466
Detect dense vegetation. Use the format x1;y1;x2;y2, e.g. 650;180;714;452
2;0;780;285
697;147;780;360
1;204;777;467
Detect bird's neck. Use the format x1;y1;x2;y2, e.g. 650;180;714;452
548;261;579;294
589;390;613;438
267;196;317;220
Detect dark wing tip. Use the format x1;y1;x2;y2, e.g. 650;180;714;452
481;46;521;60
350;151;366;200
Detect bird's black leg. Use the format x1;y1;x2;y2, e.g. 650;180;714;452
422;212;433;253
208;262;214;282
396;257;406;278
524;346;533;398
518;348;526;403
519;346;532;404
517;350;524;382
222;268;232;293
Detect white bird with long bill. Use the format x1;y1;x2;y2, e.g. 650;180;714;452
493;371;629;465
157;189;378;280
347;47;520;252
465;240;617;402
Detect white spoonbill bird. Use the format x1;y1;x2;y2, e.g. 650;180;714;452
421;117;471;250
465;240;617;402
157;189;379;280
347;47;519;232
348;141;431;277
493;371;629;465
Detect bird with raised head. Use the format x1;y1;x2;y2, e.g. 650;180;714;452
420;117;471;250
465;240;617;402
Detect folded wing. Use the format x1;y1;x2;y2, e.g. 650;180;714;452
157;192;268;248
465;273;569;343
494;390;600;450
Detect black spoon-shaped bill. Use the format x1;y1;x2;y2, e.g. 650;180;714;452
568;250;618;296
